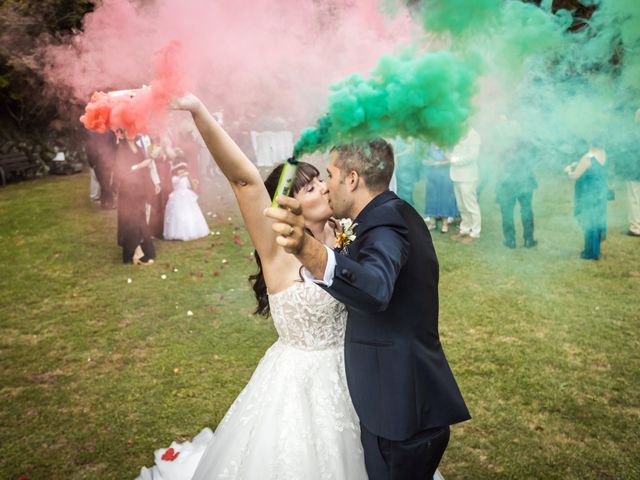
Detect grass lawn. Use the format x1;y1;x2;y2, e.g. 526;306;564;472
1;171;638;479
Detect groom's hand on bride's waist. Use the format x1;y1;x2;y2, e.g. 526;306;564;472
264;196;328;278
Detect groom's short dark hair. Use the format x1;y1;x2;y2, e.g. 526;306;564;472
331;139;394;193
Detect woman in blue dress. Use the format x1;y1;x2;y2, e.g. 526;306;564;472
424;145;459;233
565;143;608;260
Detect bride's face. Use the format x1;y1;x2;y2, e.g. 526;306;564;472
294;176;331;224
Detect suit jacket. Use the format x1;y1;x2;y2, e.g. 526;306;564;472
322;191;470;441
495;143;538;202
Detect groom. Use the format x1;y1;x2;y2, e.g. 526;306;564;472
265;139;470;479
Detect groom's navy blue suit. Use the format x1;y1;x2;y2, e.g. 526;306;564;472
321;190;470;479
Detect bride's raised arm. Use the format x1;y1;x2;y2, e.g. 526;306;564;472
172;94;278;262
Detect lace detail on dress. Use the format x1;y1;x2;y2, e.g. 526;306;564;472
268;281;347;350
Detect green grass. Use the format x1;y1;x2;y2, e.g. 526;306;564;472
1;172;638;479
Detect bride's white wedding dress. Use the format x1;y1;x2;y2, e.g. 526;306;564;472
136;280;367;479
135;279;445;479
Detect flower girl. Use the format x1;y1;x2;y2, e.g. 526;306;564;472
163;162;210;241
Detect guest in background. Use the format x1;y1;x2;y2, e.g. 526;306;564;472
176;128;202;189
85;130;117;209
113;129;156;265
163;162;210;241
450;128;482;243
496;142;538;248
393;136;422;210
566;141;608;260
148;135;178;238
423;145;459;233
614;110;640;237
89;167;101;202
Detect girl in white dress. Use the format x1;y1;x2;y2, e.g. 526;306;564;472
163;163;210;241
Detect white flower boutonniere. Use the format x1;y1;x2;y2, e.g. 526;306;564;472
335;218;358;253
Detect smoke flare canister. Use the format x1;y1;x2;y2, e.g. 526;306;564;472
107;87;147;98
271;157;299;207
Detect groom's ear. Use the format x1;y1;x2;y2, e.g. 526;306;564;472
346;170;359;192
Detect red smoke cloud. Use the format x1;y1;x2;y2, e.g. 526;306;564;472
80;41;186;137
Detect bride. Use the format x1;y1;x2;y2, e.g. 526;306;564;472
136;94;444;480
136;93;367;479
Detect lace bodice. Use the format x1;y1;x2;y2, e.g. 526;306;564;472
268;281;347;350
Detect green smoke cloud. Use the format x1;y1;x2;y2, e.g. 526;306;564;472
297;0;639;169
411;0;502;37
294;50;477;157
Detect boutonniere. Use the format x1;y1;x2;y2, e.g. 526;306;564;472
335;218;358;252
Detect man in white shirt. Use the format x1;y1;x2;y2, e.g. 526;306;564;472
449;128;481;243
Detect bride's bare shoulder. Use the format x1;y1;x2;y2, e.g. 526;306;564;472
261;253;304;295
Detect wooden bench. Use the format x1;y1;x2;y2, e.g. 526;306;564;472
0;152;39;186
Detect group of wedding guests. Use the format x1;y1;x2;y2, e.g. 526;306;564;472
394;129;537;248
395;112;640;261
86;129;210;265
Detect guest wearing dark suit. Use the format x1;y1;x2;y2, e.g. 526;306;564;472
496;142;538;249
113;131;156;265
86;131;117;209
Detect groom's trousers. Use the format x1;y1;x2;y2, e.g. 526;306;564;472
361;423;450;480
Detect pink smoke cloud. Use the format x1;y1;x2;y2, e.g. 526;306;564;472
79;41;187;137
44;0;418;136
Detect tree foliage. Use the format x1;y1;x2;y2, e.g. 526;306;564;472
0;0;95;157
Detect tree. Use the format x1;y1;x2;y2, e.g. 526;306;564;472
0;0;94;157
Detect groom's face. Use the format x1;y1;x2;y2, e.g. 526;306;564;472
326;153;351;219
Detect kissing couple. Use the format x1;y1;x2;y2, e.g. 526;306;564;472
137;94;470;480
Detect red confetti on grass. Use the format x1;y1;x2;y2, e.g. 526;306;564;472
161;447;180;461
232;235;245;246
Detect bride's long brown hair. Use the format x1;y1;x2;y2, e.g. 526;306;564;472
249;162;321;317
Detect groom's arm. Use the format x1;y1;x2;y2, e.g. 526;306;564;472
265;196;410;313
294;232;329;279
325;226;409;312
